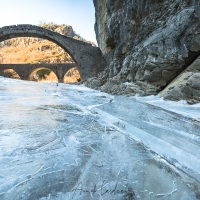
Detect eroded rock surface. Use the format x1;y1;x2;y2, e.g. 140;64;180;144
161;56;200;104
86;0;200;103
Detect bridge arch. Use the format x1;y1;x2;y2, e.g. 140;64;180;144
0;24;105;80
0;68;21;79
29;67;58;83
64;67;81;83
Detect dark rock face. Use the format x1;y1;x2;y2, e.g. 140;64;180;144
161;56;200;104
88;0;200;102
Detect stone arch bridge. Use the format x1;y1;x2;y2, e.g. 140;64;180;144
0;24;105;81
0;63;78;82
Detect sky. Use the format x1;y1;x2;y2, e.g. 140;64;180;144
0;0;97;43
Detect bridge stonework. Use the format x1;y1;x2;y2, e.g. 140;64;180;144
0;24;105;81
0;63;77;82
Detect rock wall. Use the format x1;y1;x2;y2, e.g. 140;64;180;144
160;56;200;104
87;0;200;103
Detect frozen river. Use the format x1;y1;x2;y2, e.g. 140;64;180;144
0;77;199;200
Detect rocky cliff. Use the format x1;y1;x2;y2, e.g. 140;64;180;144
87;0;200;103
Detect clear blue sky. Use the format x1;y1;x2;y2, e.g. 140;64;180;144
0;0;97;43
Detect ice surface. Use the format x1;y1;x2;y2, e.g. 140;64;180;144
134;95;200;121
0;76;199;199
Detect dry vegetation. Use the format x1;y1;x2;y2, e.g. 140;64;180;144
0;39;72;64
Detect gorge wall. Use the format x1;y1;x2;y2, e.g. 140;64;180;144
86;0;200;104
